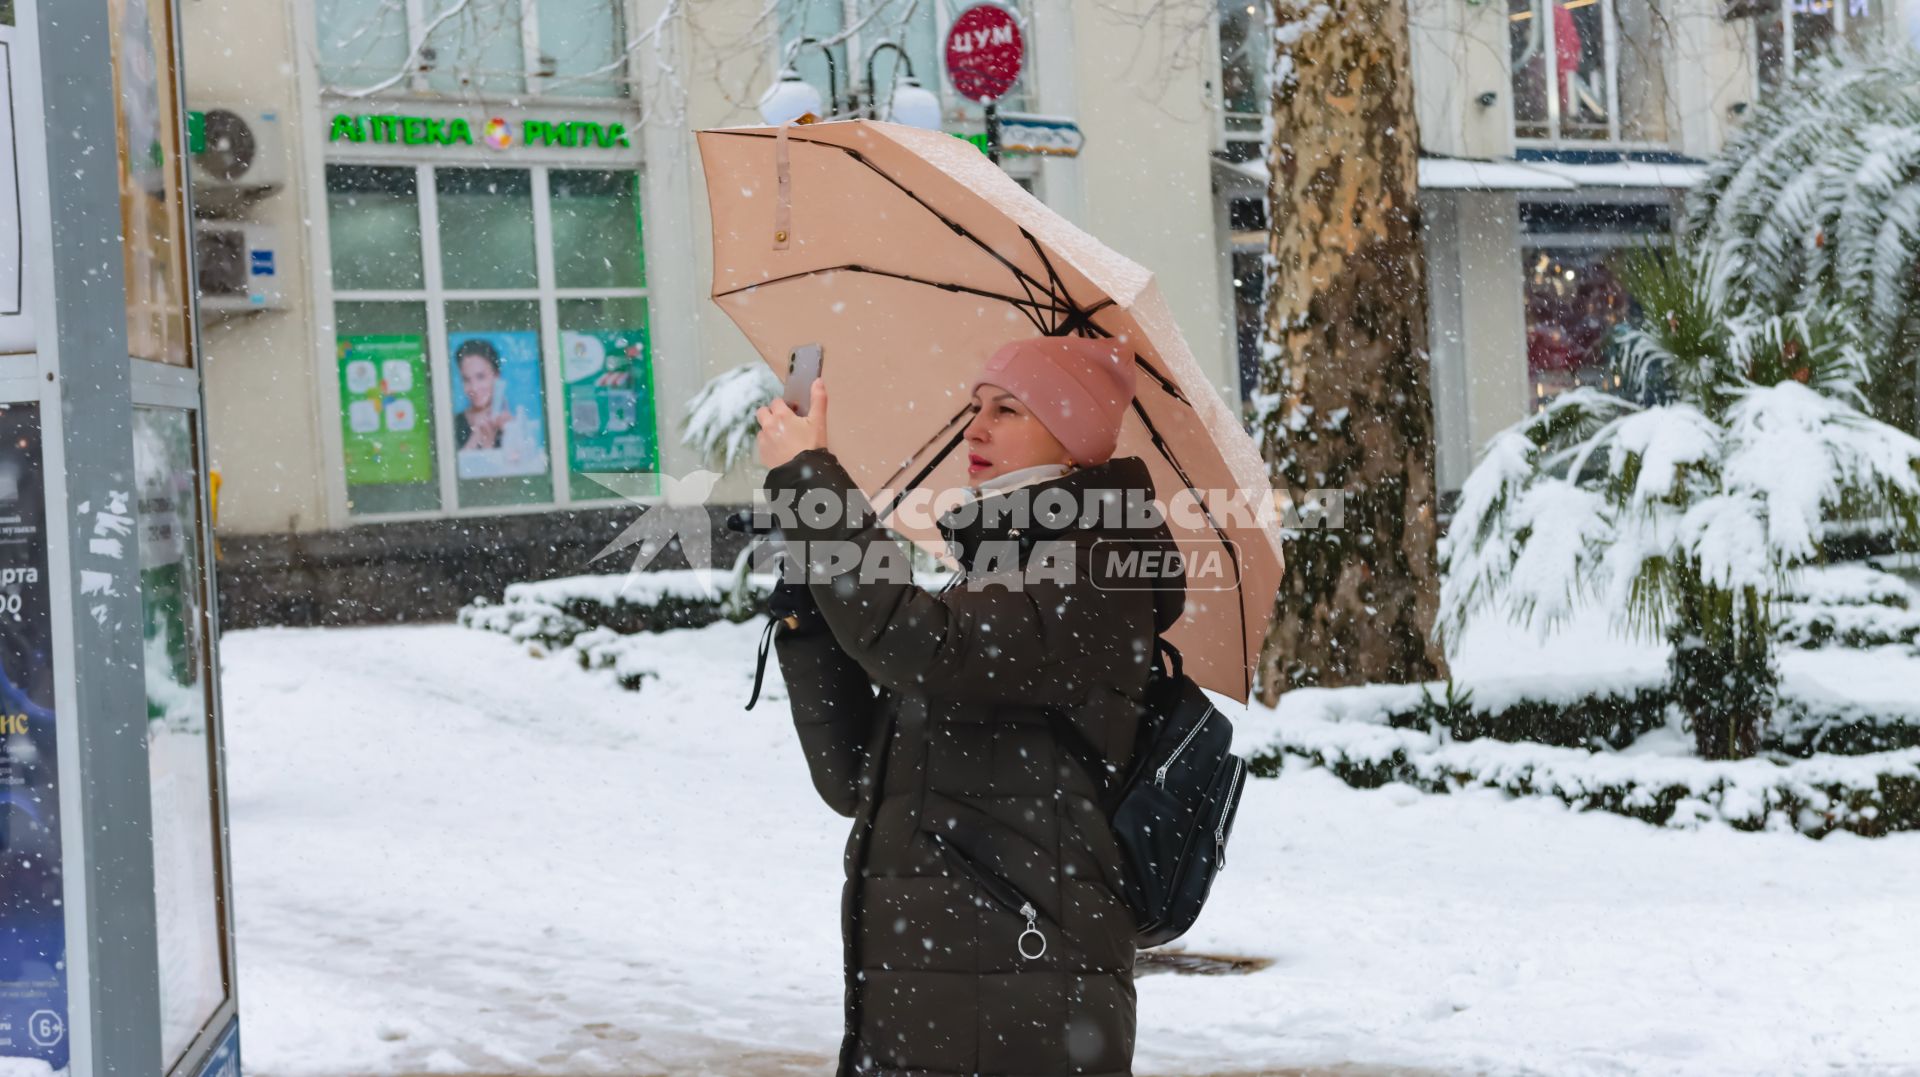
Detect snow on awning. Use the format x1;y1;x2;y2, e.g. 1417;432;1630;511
1420;156;1706;191
1419;158;1575;190
1520;159;1708;189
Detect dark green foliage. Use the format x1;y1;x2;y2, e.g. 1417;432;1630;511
1397;682;1671;751
1246;743;1920;838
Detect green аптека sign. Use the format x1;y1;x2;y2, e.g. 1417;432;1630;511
329;113;633;150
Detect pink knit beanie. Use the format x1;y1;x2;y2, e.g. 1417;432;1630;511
971;337;1136;466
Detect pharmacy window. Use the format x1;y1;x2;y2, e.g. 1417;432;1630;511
1508;0;1669;146
316;0;631;99
325;163;657;519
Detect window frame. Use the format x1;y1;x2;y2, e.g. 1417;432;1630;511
1746;0;1855;96
327;161;656;521
318;0;636;101
1509;0;1671;151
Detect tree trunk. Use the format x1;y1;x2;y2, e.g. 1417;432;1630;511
1257;0;1448;700
1669;581;1774;760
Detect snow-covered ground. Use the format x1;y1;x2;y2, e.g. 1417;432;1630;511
224;619;1920;1077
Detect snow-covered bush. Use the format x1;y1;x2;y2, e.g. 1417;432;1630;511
1439;246;1920;759
1248;712;1920;838
681;361;779;473
1689;48;1920;429
460;569;777;655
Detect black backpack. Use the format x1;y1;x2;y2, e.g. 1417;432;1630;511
1058;640;1248;949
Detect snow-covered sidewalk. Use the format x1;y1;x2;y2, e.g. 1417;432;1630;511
224;621;1920;1076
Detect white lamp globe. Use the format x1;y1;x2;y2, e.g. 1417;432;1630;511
759;68;825;126
886;76;944;130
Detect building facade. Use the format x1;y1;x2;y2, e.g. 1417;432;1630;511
181;0;1920;623
181;0;1248;623
1406;0;1920;493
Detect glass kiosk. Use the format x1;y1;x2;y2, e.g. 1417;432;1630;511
0;1;240;1075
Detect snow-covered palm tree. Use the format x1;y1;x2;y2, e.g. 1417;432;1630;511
681;361;779;473
1688;47;1920;430
1439;247;1920;758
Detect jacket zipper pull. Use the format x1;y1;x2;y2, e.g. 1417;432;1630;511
1017;903;1046;961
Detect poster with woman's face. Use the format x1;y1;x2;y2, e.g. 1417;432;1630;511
448;330;548;479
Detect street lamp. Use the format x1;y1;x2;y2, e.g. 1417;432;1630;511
862;41;942;130
758;36;944;131
757;66;827;126
760;36;842;126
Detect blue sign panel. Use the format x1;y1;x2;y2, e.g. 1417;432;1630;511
0;404;67;1070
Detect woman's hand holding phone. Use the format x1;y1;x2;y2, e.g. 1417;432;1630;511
756;379;828;469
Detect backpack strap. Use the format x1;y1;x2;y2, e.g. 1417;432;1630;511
1047;634;1177;817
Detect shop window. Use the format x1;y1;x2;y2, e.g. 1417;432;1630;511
133;407;227;1067
1508;0;1669;145
327;166;425;292
1520;200;1670;410
560;297;657;498
437;168;538;291
1523;248;1634;408
1218;0;1268;141
326;165;655;518
447;300;552;507
551;170;645;290
335;301;441;515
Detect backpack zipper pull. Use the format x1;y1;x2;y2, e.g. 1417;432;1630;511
1017;903;1046;960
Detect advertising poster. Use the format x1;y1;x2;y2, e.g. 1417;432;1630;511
338;334;434;487
449;330;548;479
0;405;66;1069
560;327;657;477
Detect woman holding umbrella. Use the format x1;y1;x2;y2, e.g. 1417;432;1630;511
756;336;1185;1077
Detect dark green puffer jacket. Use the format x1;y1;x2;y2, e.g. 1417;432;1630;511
770;449;1184;1077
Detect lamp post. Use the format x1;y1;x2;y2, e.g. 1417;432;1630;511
758;35;944;131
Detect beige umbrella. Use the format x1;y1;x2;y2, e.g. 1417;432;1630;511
697;119;1283;702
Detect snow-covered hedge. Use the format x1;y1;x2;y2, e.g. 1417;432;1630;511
459;569;775;650
1398;682;1671;751
1250;714;1920;838
1777;563;1920;650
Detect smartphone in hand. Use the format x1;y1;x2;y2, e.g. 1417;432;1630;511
785;343;823;416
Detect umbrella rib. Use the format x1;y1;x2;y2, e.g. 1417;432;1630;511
829;145;1070;312
714;263;1070;327
710;128;1089;330
1129;398;1252;700
873;404;975;523
1038;309;1194;408
1128;353;1192;406
1022;230;1071;335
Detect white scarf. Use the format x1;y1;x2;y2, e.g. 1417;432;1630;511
970;463;1071;496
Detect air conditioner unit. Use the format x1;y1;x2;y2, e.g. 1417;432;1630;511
195;223;286;314
189;107;286;204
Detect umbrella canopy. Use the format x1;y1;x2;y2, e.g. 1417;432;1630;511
697;119;1283;702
